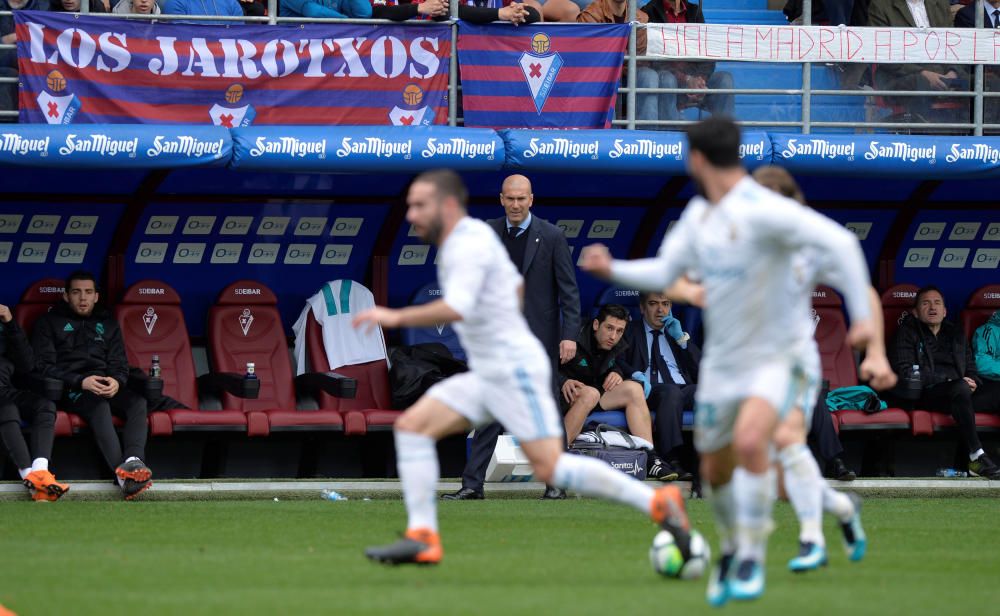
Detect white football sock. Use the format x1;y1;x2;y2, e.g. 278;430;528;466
733;467;776;563
552;453;654;514
779;444;825;547
31;458;49;472
705;481;736;555
821;485;855;523
395;430;440;533
19;468;31;480
970;448;985;462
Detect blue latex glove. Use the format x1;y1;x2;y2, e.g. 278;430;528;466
663;312;687;348
631;371;652;398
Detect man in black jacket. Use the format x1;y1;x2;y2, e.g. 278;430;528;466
0;303;68;501
889;285;1000;479
443;174;581;500
621;292;698;481
32;271;153;499
560;304;674;480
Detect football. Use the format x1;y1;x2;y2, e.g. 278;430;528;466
649;528;710;580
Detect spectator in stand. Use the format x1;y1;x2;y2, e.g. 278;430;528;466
112;0;160;13
0;304;70;502
2;0;52;121
32;271;154;500
280;0;371;18
955;0;1000;130
621;292;698;481
868;0;969;123
236;0;265;16
162;0;243;21
559;304;676;480
50;0;108;11
972;309;1000;411
372;0;539;24
888;286;1000;479
784;0;868;27
635;0;734;128
578;0;648;35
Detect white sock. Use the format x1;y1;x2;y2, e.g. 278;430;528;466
821;485;855;523
125;456;140;464
733;467;776;563
395;431;440;533
117;476;125;487
552;453;654;514
705;482;736;555
779;444;825;547
31;458;49;472
970;448;985;462
19;468;31;480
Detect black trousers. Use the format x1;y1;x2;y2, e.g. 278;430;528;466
917;380;982;454
647;383;697;457
0;389;56;470
807;393;845;466
65;388;148;471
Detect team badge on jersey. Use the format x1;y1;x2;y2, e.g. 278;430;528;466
37;71;81;125
239;309;254;336
519;33;563;114
389;84;433;126
210;84;257;128
143;307;158;335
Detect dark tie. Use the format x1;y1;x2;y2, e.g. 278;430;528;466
650;330;670;385
993;9;999;28
507;226;521;239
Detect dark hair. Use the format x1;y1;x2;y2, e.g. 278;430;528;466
595;303;630;325
637;291;669;305
914;285;945;308
64;270;97;291
413;169;468;209
686;117;742;169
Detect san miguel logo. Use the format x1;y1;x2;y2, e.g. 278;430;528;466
520;33;563;114
389;84;432;127
239;308;254;336
38;70;81;125
210;84;256;128
143;307;158;335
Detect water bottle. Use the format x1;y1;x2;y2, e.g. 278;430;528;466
321;489;347;501
149;355;161;379
935;468;968;478
245;362;257;380
904;363;922;399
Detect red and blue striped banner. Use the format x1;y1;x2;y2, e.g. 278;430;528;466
457;23;628;129
15;11;450;126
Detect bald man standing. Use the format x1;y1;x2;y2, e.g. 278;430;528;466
442;174;582;500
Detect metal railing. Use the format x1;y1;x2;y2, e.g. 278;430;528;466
1;1;996;135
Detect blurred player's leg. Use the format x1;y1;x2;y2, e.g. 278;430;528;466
701;448;736;607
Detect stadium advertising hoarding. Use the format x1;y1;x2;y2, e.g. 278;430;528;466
13;11;450;126
0;124;231;167
501;129;773;173
229;126;506;172
646;24;1000;64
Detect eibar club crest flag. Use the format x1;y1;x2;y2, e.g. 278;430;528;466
14;11;450;125
457;23;628;129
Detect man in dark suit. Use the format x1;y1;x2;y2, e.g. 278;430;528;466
869;0;969;122
622;291;699;481
442;174;581;500
955;0;1000;129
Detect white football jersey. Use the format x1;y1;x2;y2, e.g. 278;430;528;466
611;176;871;372
438;216;549;375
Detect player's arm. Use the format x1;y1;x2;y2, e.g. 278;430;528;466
353;300;463;332
581;215;693;293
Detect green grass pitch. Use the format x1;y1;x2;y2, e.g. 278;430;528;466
1;496;998;615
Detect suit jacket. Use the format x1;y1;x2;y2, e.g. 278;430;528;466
869;0;969;89
621;319;700;386
955;3;999;28
487;216;581;357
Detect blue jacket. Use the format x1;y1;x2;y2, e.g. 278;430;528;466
279;0;372;18
162;0;243;21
